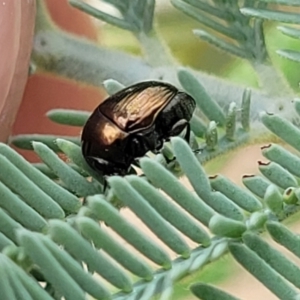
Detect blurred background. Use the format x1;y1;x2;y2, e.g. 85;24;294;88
10;1;300;299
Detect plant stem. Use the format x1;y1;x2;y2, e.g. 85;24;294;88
252;63;293;97
32;30;153;86
136;30;175;67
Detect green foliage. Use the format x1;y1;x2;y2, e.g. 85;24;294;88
70;0;155;33
171;0;268;63
241;0;300;62
4;96;300;299
3;0;300;299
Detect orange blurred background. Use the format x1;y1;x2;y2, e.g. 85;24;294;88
12;0;105;161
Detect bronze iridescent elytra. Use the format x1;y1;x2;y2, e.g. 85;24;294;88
100;85;176;131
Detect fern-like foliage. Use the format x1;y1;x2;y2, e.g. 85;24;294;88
3;0;300;299
32;0;291;110
69;0;155;33
241;0;300;62
1;73;300;300
171;0;269;63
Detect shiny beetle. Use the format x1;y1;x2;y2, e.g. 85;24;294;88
81;81;196;176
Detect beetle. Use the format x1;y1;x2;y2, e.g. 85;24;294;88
81;81;196;177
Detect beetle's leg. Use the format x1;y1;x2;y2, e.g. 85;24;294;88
152;138;164;154
169;119;190;142
183;122;191;143
193;148;203;154
169;121;203;158
103;178;109;194
84;154;128;177
152;148;161;154
130;130;163;156
164;156;176;164
85;156;111;172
